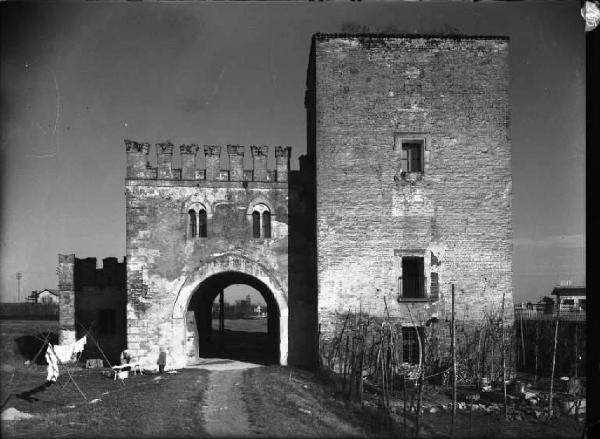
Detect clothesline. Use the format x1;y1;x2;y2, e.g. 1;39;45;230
45;336;87;382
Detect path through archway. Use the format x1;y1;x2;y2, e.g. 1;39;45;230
187;272;279;364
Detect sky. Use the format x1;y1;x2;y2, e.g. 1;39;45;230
0;1;585;304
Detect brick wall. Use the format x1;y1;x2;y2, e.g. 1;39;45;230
314;35;513;333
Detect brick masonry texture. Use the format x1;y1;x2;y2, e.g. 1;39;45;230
124;143;295;369
314;36;513;333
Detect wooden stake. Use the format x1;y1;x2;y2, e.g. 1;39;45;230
548;301;561;418
501;288;507;420
520;310;526;369
534;322;539;386
451;283;456;439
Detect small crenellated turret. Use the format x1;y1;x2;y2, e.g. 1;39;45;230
125;139;153;179
275;146;291;182
156;141;176;179
227;145;245;181
180;144;200;180
204;145;222;181
250;145;269;181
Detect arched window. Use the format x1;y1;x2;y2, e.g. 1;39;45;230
188;209;197;238
251;203;271;239
262;211;271;238
252;211;261;238
199;209;207;238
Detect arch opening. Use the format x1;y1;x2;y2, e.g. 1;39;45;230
186;271;280;365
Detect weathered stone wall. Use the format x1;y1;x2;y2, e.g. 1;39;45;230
314;35;513;334
125;141;293;368
58;254;76;345
57;254;127;362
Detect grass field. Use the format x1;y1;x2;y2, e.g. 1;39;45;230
1;319;210;438
211;318;267;333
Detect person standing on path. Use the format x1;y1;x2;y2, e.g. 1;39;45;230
158;348;166;374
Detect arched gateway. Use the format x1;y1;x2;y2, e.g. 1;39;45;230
172;254;288;365
124;141;292;369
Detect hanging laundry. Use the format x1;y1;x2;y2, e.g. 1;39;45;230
45;345;59;382
52;336;87;363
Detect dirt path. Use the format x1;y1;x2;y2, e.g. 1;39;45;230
192;359;262;437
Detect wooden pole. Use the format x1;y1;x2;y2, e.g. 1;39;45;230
520;311;526;370
403;376;407;438
575;323;580;377
534;322;539;386
451;283;456;439
548;301;561;418
501;288;508;420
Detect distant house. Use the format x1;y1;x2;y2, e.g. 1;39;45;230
514;285;585;322
37;289;59;305
551;285;586;312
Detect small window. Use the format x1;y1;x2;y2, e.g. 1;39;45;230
402;326;424;364
199;210;207;238
252;211;261;238
401;257;425;298
262;211;271;238
251;203;271;239
98;309;116;335
188;209;197;238
401;141;423;173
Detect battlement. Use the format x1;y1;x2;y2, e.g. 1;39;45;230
125;139;291;183
58;254;127;289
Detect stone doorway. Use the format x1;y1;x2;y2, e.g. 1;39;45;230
186;271;280;365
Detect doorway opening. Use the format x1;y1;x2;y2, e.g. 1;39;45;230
186;271;279;364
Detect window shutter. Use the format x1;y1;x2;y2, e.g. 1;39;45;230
411;146;422;172
430;272;439;301
398;277;403;298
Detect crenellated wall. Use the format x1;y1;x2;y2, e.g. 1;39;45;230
125;140;292;183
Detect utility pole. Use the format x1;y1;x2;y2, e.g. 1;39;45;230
16;272;22;302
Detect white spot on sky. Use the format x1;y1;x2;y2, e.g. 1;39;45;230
124;122;128;127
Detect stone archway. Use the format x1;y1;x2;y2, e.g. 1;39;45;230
172;254;288;365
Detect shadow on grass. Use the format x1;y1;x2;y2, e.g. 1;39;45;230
200;330;278;365
14;332;58;364
240;365;402;437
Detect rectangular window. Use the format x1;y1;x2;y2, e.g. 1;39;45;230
401;141;423;173
402;257;425;298
402;326;424;364
98;309;116;335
